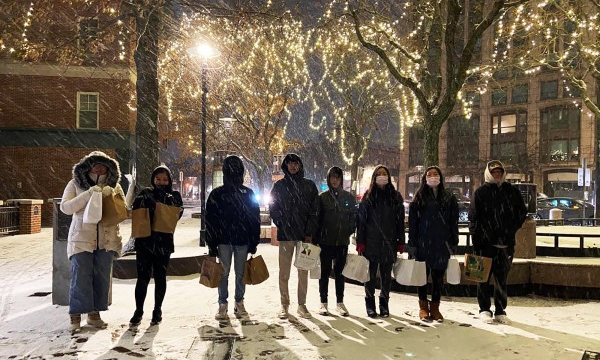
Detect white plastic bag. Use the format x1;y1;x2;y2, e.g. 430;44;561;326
342;254;370;283
83;191;103;224
446;257;461;285
392;256;403;279
395;258;427;286
310;261;321;279
294;242;321;270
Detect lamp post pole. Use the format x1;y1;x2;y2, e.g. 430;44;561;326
199;60;208;247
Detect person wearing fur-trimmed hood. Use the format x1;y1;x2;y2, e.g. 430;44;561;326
60;151;126;333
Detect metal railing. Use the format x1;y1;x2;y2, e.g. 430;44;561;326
0;205;19;235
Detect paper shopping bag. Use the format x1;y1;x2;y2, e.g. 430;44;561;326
395;258;427;286
101;193;128;226
310;261;321;280
152;202;181;233
463;254;492;283
342;254;370;283
131;208;151;238
199;257;223;288
83;191;103;224
294;242;321;270
243;255;270;285
446;257;461;285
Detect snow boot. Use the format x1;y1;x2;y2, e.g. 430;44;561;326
379;297;390;318
365;297;377;318
70;314;81;334
150;309;162;325
87;311;107;328
129;310;143;327
429;301;444;323
419;300;432;322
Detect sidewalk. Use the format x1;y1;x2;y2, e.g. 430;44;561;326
0;218;599;359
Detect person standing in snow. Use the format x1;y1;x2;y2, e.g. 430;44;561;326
206;156;260;321
270;153;319;319
407;166;459;323
468;160;527;324
356;165;405;318
128;165;183;327
60;151;125;333
315;166;357;317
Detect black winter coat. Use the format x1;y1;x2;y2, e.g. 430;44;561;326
356;192;405;264
315;189;357;246
408;190;459;270
205;184;260;250
468;182;528;251
270;175;319;241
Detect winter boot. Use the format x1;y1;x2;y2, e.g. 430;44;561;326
215;303;228;320
129;310;143;327
234;301;248;318
150;309;162;325
87;311;107;328
419;300;431;322
379;297;390;318
365;297;377;318
429;301;444;323
70;314;81;334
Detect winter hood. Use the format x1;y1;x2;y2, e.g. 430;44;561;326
326;166;343;190
484;160;506;184
281;153;305;178
151;165;174;191
72;151;121;190
223;155;245;187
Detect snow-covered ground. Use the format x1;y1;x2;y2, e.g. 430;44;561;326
1;214;599;359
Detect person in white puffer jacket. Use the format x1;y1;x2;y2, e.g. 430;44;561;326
60;151;125;333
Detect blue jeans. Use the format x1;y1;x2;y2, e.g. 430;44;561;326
69;249;115;314
217;244;248;304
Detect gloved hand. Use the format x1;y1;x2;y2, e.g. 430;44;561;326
397;244;404;253
406;246;417;259
208;246;219;258
248;246;257;255
101;186;114;197
356;243;365;254
90;185;102;193
451;245;458;255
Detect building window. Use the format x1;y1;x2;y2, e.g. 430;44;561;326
408;125;424;167
540;106;580;162
540;80;558;100
512;84;529;104
466;91;480;108
491;89;508;106
77;92;99;129
447;116;479;167
78;17;99;48
491;111;527;164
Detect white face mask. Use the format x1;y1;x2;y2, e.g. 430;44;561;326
426;176;440;188
375;175;388;186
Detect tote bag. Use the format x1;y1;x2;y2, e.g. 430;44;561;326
464;254;492;283
83;191;103;224
101;193;128;226
131;208;151;238
342;254;370;283
446;257;461;285
152;202;181;233
294;242;321;270
243;255;270;285
395;258;427;286
199;257;223;288
310;261;321;280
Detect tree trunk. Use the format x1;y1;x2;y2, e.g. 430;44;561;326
350;162;359;195
423;116;442;168
133;8;161;188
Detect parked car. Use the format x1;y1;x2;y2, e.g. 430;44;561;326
534;197;595;219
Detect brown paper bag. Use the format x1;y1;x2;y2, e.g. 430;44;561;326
464;253;492;283
101;193;128;226
131;208;151;238
199;257;223;288
243;255;270;285
152;202;181;233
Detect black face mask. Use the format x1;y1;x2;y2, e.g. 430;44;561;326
155;185;169;191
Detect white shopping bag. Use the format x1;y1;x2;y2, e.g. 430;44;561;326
342;254;370;283
392;256;403;279
294;242;321;270
395;258;427;286
446;257;461;285
310;261;321;279
83;191;103;224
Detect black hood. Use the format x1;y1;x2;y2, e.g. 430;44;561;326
326;166;343;190
223;155;244;187
281;153;305;178
72;151;121;190
151;165;173;191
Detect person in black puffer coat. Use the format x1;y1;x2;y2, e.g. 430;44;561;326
356;165;405;318
129;165;183;327
206;155;260;321
407;166;458;323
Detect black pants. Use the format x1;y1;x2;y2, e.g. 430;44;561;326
319;244;348;304
365;260;393;300
477;246;513;315
417;266;445;303
135;245;172;312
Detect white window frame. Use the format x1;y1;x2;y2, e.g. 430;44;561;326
77;92;99;129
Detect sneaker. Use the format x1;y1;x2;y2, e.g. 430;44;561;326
336;303;349;317
479;311;493;324
129;310;144;327
215;303;228;321
87;311;107;328
234;301;248;318
278;305;289;319
318;303;328;316
495;314;511;324
297;305;312;319
150;309;162;325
